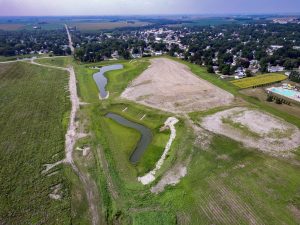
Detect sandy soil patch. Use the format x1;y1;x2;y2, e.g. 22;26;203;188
151;164;187;194
138;117;179;185
201;107;300;154
121;58;234;113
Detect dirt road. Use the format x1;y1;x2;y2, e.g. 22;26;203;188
65;24;75;54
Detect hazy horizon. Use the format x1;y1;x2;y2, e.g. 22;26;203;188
1;0;300;16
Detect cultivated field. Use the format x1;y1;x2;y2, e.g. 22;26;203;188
68;21;150;30
121;58;234;113
231;73;287;88
0;62;71;224
201;107;300;155
0;23;25;30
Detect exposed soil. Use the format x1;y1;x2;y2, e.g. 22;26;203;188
121;58;234;113
201;107;300;155
151;164;187;194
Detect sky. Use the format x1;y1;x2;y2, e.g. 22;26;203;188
0;0;300;16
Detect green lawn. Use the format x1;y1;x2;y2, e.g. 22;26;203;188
0;62;71;224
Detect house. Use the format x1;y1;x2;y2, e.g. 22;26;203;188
131;53;142;59
268;65;285;73
234;67;246;79
154;51;163;56
111;51;119;59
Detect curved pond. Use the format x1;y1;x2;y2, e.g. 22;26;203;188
93;64;123;99
106;113;152;164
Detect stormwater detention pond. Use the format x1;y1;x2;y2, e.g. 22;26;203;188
93;64;123;99
106;113;152;164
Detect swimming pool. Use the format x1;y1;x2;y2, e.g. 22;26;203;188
267;87;300;102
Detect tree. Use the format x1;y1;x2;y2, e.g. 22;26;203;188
275;98;283;104
245;70;252;77
283;59;293;70
221;65;231;75
289;71;300;83
266;95;273;102
66;47;71;55
207;65;214;73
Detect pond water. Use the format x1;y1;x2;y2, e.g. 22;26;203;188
106;113;152;164
93;64;123;99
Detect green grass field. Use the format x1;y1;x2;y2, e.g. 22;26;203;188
0;62;71;224
73;56;300;224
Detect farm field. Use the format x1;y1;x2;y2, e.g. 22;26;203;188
0;23;26;30
231;73;287;89
67;21;150;31
0;62;71;224
72;57;300;224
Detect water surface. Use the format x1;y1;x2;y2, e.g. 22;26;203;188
106;113;152;164
93;64;123;98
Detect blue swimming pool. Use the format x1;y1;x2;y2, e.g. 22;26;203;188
267;87;300;102
270;87;298;97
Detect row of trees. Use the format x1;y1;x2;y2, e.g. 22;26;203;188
0;29;70;56
289;71;300;83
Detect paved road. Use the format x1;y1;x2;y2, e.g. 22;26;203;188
65;24;75;54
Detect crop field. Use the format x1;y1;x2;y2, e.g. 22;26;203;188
0;62;71;224
231;73;287;89
73;57;300;224
0;23;26;30
67;21;150;31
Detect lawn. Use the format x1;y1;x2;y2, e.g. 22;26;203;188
231;73;287;88
0;62;71;224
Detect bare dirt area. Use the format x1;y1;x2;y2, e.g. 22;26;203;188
201;107;300;155
151;163;187;194
121;58;234;113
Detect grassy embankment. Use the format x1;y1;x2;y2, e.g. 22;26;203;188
73;58;190;224
35;56;73;68
0;62;71;224
75;56;300;224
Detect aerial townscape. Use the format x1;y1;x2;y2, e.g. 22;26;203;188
0;1;300;225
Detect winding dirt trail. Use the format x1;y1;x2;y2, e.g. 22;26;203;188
64;25;102;225
0;26;102;225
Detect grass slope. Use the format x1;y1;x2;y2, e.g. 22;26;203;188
0;62;71;224
35;57;73;68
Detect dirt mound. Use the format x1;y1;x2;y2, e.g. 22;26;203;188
201;107;300;154
121;58;234;113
